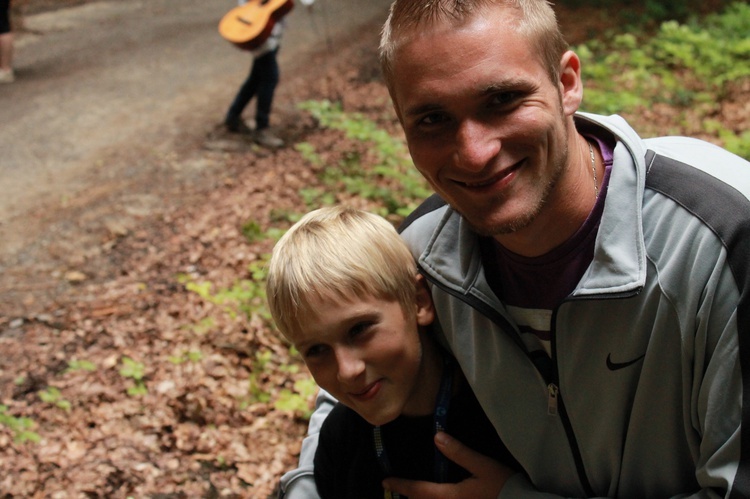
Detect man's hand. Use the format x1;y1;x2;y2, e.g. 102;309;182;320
382;432;516;498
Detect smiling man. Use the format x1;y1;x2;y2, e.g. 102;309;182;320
387;5;581;254
279;1;750;498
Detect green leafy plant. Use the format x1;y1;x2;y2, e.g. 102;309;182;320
65;359;97;373
119;356;148;397
236;349;316;420
181;317;216;335
269;208;302;225
296;185;336;210
298;99;431;216
179;258;271;320
241;350;275;408
0;405;40;443
241;220;264;243
38;387;72;412
240;219;287;244
294;141;324;168
576;2;749;158
168;349;204;365
274;377;318;420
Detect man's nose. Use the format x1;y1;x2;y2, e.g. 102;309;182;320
454;119;501;172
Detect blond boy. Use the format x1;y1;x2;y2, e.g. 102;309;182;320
267;206;517;498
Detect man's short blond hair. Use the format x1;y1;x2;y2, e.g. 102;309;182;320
266;206;418;339
379;0;569;92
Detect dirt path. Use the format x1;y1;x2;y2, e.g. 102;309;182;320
0;0;393;316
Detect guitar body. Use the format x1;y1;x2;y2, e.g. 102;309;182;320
219;0;295;51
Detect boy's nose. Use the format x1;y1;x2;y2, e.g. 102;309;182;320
335;347;365;383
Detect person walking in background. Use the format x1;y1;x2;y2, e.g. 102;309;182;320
0;0;14;83
223;0;314;148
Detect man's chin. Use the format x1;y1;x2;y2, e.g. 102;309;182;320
463;211;537;238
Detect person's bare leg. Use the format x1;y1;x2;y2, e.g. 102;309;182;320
0;31;13;82
0;32;13;71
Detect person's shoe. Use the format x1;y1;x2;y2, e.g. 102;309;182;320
254;128;284;148
0;69;15;84
224;117;253;135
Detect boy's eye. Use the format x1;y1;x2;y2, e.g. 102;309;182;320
304;344;328;359
349;321;374;339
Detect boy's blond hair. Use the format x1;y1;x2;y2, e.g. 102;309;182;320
267;206;418;339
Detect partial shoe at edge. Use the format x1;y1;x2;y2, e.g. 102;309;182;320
0;69;15;84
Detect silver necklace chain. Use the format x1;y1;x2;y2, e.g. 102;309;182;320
588;141;598;199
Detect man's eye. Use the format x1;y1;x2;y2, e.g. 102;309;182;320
419;113;449;126
491;91;520;107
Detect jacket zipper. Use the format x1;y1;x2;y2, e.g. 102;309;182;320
424;274;597;496
547;383;559;416
549;305;595;496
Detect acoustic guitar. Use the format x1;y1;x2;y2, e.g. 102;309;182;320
219;0;295;51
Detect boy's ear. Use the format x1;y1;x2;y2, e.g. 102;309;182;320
415;274;435;326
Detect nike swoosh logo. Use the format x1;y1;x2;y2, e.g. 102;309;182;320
606;353;646;371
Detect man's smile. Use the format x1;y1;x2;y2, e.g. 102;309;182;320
458;159;524;190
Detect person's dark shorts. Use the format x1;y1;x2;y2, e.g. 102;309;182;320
0;0;10;35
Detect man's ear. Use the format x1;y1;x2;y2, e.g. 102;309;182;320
415;274;435;326
559;50;583;116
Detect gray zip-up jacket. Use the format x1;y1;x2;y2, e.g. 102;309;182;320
279;113;750;498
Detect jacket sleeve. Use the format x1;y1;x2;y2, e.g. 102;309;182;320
278;389;337;498
690;269;745;498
